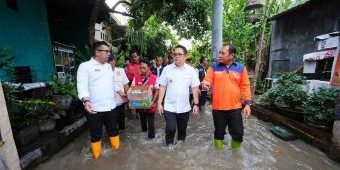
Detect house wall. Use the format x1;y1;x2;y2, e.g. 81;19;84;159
268;0;340;78
95;22;112;44
46;4;92;57
0;0;55;81
0;82;21;170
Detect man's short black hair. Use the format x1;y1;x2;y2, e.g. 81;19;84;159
223;44;237;55
139;58;151;68
130;49;139;56
200;57;206;64
92;41;108;55
186;58;193;63
175;45;187;54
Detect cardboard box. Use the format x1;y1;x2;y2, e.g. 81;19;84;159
127;85;153;109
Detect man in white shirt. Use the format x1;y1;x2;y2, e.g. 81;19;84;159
77;41;120;159
109;56;129;130
157;45;200;146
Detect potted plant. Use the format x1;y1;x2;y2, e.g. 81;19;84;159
24;99;65;132
2;82;42;146
49;75;77;110
303;87;340;131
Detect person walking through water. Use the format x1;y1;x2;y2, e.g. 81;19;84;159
109;56;129;130
201;44;252;150
157;45;200;146
77;41;120;159
131;59;159;139
196;57;208;111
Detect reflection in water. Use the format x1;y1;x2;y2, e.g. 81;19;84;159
36;104;340;170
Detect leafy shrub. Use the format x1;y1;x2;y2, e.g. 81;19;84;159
50;75;77;99
259;72;307;108
303;87;340;123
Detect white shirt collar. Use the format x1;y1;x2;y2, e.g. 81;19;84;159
89;57;105;65
169;63;190;69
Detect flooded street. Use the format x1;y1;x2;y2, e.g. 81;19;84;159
36;104;340;170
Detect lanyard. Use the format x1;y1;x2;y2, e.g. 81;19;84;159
142;76;150;85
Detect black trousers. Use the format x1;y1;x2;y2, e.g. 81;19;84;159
139;111;155;138
85;109;119;142
199;91;207;106
189;94;193;105
116;104;126;130
164;111;190;145
212;109;244;142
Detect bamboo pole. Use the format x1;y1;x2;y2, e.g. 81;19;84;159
251;0;272;97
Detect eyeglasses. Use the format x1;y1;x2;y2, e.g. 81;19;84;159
97;49;110;53
172;53;185;57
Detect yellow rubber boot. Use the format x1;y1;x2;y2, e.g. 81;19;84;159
110;135;120;149
90;141;101;159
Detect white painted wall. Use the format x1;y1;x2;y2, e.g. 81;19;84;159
94;22;112;44
0;82;21;170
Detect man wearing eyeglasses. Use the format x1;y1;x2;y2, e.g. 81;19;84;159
201;44;252;150
77;41;120;159
157;45;200;146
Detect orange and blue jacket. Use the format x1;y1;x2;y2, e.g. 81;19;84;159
202;61;252;110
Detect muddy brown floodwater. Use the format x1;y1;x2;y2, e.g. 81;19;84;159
36;104;340;170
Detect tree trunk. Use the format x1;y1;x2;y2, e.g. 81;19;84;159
88;0;105;47
251;0;272;97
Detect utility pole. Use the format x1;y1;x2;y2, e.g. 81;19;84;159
212;0;223;60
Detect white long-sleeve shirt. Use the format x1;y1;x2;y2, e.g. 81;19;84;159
113;67;129;105
77;58;117;112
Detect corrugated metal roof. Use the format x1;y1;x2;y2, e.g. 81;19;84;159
268;0;319;21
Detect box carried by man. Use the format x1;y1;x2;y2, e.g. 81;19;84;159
127;85;153;109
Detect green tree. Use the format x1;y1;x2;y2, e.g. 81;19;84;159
188;34;212;66
123;16;177;60
125;0;211;39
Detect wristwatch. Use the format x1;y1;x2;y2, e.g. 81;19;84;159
193;103;199;107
